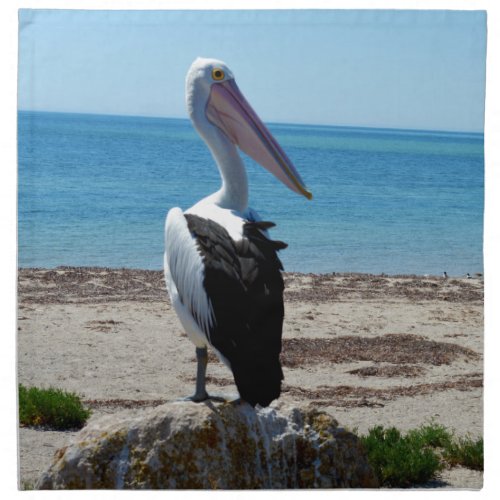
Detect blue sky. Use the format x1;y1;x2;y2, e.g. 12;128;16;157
18;9;486;131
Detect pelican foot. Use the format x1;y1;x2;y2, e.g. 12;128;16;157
205;394;228;403
177;393;228;403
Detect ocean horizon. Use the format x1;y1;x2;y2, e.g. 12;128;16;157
18;110;484;276
18;108;485;136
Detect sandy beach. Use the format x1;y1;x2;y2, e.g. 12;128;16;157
17;268;483;489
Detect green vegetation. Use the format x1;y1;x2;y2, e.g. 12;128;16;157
360;422;483;488
360;425;443;487
443;436;483;470
406;421;453;449
19;384;91;430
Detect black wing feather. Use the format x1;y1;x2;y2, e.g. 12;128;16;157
184;213;287;407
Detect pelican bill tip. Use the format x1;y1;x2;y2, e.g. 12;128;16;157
303;189;313;200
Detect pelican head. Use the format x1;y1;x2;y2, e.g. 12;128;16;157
185;57;312;200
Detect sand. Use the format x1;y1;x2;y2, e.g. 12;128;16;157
17;268;483;489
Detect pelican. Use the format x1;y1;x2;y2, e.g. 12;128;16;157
164;58;312;407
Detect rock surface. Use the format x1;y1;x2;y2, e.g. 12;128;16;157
37;401;378;489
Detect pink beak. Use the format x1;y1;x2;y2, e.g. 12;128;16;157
206;79;312;200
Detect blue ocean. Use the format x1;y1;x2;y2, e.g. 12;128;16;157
18;111;484;276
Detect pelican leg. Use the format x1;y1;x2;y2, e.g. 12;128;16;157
181;347;227;403
190;347;209;402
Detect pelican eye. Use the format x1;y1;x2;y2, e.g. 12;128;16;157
212;68;225;81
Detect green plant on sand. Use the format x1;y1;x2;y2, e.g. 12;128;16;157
443;435;483;471
19;384;91;430
360;422;483;487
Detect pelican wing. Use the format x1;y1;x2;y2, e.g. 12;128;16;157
189;214;286;407
174;211;287;407
164;208;215;340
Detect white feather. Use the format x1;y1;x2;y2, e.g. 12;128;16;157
185;199;248;241
164;207;214;347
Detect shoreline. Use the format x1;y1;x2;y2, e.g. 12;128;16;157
18;265;483;278
18;267;484;304
17;266;483;488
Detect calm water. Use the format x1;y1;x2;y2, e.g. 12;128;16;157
18;111;484;275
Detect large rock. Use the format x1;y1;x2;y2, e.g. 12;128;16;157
37;401;378;489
